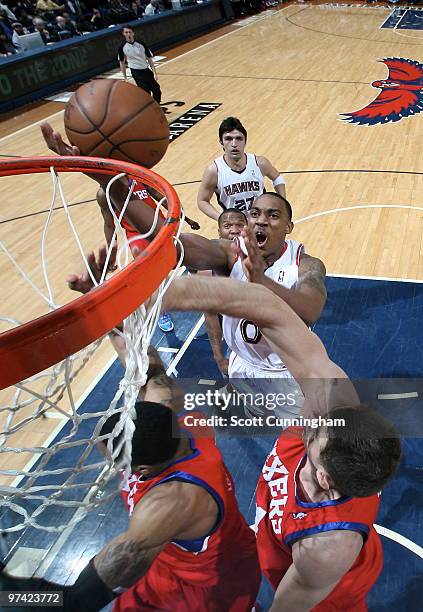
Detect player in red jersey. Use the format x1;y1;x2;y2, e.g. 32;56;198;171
154;252;402;612
96;179;200;333
96;181;200;255
67;243;401;611
2;328;260;612
60;235;401;611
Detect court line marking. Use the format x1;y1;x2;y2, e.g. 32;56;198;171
157;346;179;353
377;392;419;400
328;272;423;284
379;8;396;30
0;109;65;144
166;315;205;376
295;203;423;226
0;7;287;145
374;524;423;559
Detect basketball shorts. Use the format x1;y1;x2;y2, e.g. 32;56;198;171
228;352;304;419
113;554;261;612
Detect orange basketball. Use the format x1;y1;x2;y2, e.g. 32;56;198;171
64;79;169;169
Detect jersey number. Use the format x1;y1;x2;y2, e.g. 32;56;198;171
240;319;262;344
234;196;255;211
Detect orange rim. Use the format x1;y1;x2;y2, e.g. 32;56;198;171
0;156;181;390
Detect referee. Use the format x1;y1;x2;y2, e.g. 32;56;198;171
118;25;161;103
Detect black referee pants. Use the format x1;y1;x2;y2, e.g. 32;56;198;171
130;68;162;104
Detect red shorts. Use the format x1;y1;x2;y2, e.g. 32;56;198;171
113;555;260;612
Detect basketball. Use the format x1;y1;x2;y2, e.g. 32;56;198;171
64;79;169;168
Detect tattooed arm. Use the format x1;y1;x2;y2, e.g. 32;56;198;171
94;479;218;589
256;253;326;326
236;227;326;326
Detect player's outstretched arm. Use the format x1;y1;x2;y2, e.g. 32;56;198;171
94;481;217;590
0;482;217;612
163;275;339;380
164;274;358;416
270;530;363;611
257;156;286;199
197;164;221;221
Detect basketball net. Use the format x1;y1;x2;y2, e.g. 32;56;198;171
0;159;184;533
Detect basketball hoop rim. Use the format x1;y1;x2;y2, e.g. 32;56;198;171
0;156;181;390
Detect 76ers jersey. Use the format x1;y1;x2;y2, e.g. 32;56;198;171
114;178;164;254
121;412;258;585
215;153;265;211
222;238;303;372
255;428;383;610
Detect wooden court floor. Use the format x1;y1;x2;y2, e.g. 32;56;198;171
1;2;423;476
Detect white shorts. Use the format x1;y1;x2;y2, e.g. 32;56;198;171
228;352;304;420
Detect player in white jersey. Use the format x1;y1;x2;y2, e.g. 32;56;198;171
197;117;286;221
41;124;326;418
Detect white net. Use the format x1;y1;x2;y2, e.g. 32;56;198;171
0;163;183;533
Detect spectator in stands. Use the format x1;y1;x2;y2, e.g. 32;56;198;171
64;0;84;18
86;7;104;29
131;0;144;18
52;13;80;39
0;8;14;37
109;0;132;24
32;16;54;42
144;0;163;16
0;3;16;21
11;21;29;49
36;0;65;15
13;6;34;29
0;32;17;55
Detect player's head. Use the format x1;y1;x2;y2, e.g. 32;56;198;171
131;401;181;477
304;406;402;497
122;25;135;42
219;117;247;162
218;210;247;240
99;401;181;477
248;192;293;257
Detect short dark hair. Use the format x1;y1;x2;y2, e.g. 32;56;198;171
218;209;247;227
131;401;180;465
219;117;247;142
254;192;293;221
122;24;134;32
100;401;180;466
320;406;402;497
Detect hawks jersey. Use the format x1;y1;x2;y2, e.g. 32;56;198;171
214;153;265;211
255;428;383;610
222;238;303;372
114;178;164;253
121;412;258;586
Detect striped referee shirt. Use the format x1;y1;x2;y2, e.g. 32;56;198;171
117;39;153;70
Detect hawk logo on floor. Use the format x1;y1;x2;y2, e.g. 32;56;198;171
341;58;423;126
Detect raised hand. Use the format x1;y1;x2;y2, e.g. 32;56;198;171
40;122;80;157
238;227;265;283
66;245;117;294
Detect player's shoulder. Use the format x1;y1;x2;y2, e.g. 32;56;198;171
201;161;218;183
292;528;363;582
143;473;214;511
299;253;326;276
255;154;270;167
